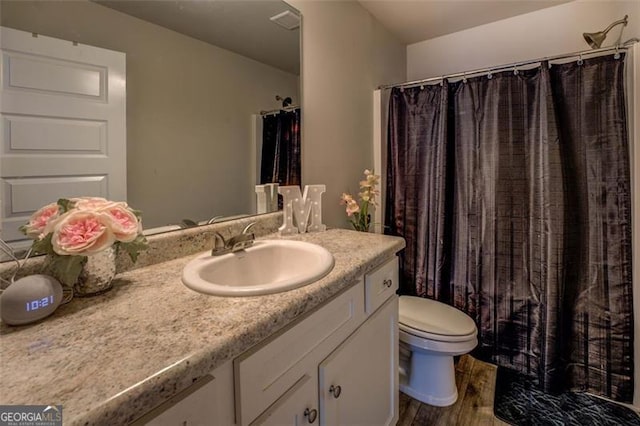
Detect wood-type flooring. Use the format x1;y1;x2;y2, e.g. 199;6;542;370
397;355;510;426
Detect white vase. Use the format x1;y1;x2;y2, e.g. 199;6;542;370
74;247;117;297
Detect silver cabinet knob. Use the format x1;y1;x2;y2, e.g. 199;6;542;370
329;384;342;398
383;278;393;288
304;408;317;423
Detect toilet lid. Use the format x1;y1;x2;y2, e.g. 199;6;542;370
399;296;477;337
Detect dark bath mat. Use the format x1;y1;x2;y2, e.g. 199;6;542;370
493;367;640;426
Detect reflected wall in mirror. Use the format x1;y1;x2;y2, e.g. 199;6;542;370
0;0;301;253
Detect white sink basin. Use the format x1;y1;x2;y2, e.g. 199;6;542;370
181;240;335;296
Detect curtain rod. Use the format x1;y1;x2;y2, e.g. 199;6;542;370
260;105;300;116
379;38;639;90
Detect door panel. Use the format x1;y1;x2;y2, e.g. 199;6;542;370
5;115;106;152
0;26;125;243
4;51;106;99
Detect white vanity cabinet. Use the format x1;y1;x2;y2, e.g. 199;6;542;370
241;256;399;426
133;256;399;426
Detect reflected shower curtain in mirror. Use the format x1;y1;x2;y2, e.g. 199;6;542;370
260;108;301;187
386;54;633;401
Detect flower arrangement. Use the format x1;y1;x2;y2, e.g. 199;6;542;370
340;169;380;232
20;197;148;286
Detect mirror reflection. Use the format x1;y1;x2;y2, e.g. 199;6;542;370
0;0;301;254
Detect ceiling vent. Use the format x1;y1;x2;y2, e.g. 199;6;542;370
270;10;300;30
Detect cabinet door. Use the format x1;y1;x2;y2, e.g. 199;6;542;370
251;374;319;426
319;296;398;426
131;375;218;426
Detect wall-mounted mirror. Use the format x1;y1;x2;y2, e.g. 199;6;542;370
0;0;301;255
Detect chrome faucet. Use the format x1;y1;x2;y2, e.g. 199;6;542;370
210;222;257;256
227;222;257;252
210;232;230;256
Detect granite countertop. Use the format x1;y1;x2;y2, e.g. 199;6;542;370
0;229;405;425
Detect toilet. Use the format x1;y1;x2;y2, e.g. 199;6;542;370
399;296;478;407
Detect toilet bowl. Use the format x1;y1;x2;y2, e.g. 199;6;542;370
399;296;478;407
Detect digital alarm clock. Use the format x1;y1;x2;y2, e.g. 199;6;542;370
1;275;63;325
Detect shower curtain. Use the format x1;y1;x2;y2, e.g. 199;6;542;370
260;108;301;187
386;54;633;401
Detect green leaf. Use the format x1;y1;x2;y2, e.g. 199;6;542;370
119;234;149;263
32;233;55;255
57;198;72;214
130;208;143;221
48;254;86;287
18;224;28;236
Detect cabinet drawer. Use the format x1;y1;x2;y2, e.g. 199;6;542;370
235;280;365;425
364;257;399;314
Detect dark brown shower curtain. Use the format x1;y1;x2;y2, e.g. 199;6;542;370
260;108;301;187
386;54;633;402
386;83;450;298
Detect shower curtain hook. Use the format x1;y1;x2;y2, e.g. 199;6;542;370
577;54;584;66
614;45;621;59
440;77;444;87
462;73;467;83
487;70;493;80
420;84;424;90
400;86;405;93
513;65;519;76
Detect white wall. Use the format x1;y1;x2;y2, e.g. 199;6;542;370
288;0;406;228
407;0;640;79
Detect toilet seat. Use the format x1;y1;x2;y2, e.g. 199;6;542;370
399;296;477;343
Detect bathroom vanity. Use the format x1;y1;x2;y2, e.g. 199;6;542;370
0;225;405;425
137;257;399;425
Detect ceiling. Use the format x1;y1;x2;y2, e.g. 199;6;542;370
94;0;300;74
357;0;572;44
92;1;573;74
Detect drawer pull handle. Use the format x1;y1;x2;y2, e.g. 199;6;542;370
304;408;318;423
329;384;342;398
383;279;393;288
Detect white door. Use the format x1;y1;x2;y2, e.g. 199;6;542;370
0;26;126;244
319;297;398;426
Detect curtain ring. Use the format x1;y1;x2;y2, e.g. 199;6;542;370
400;86;405;93
440;77;444;87
487;71;493;80
462;73;467;83
513;66;519;76
577;54;583;66
614;45;621;60
420;84;424;90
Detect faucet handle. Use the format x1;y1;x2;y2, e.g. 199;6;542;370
209;231;230;256
242;222;257;235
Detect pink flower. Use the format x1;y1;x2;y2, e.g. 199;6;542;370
71;197;111;211
51;210;116;255
340;193;360;216
100;202;141;242
22;203;60;240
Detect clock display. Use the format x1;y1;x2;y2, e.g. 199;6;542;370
25;295;54;312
